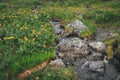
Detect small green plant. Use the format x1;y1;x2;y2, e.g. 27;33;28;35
0;3;8;9
79;20;96;38
46;9;77;25
104;34;120;59
41;66;76;80
27;66;76;80
95;11;120;24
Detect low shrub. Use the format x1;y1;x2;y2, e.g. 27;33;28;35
0;9;56;79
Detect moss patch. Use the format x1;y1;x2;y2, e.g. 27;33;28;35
104;34;120;59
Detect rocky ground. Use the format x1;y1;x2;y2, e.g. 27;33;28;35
50;20;120;80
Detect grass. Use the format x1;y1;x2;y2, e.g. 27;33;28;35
27;66;76;80
79;20;96;38
42;7;78;24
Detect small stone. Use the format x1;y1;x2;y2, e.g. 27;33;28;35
50;58;65;67
89;52;103;61
89;42;106;53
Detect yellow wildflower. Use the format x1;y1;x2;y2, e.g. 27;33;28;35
34;16;38;19
32;38;35;42
24;37;28;41
14;16;18;18
24;27;28;30
43;45;46;48
41;28;46;31
12;23;15;26
41;50;44;52
0;24;2;27
21;26;28;30
32;30;35;34
36;32;41;35
35;76;39;80
4;20;7;22
36;35;39;37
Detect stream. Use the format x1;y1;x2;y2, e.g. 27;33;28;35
50;20;120;80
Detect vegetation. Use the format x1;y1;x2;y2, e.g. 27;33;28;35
41;66;76;80
0;8;57;79
27;66;76;80
0;0;120;80
79;20;96;38
104;34;120;59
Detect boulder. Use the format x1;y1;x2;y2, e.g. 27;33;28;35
89;42;106;53
50;58;65;67
65;20;89;37
57;37;90;63
89;61;104;76
88;52;103;61
103;63;119;80
74;60;119;80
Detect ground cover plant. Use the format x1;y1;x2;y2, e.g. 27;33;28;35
0;8;56;79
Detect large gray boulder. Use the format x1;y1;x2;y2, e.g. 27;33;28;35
65;20;89;36
57;37;90;63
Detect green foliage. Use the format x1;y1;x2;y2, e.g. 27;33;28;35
104;34;120;59
79;20;96;38
95;11;120;23
26;66;76;80
0;3;8;9
41;66;76;80
106;2;120;8
83;10;120;28
0;8;56;79
47;9;77;24
84;10;120;23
